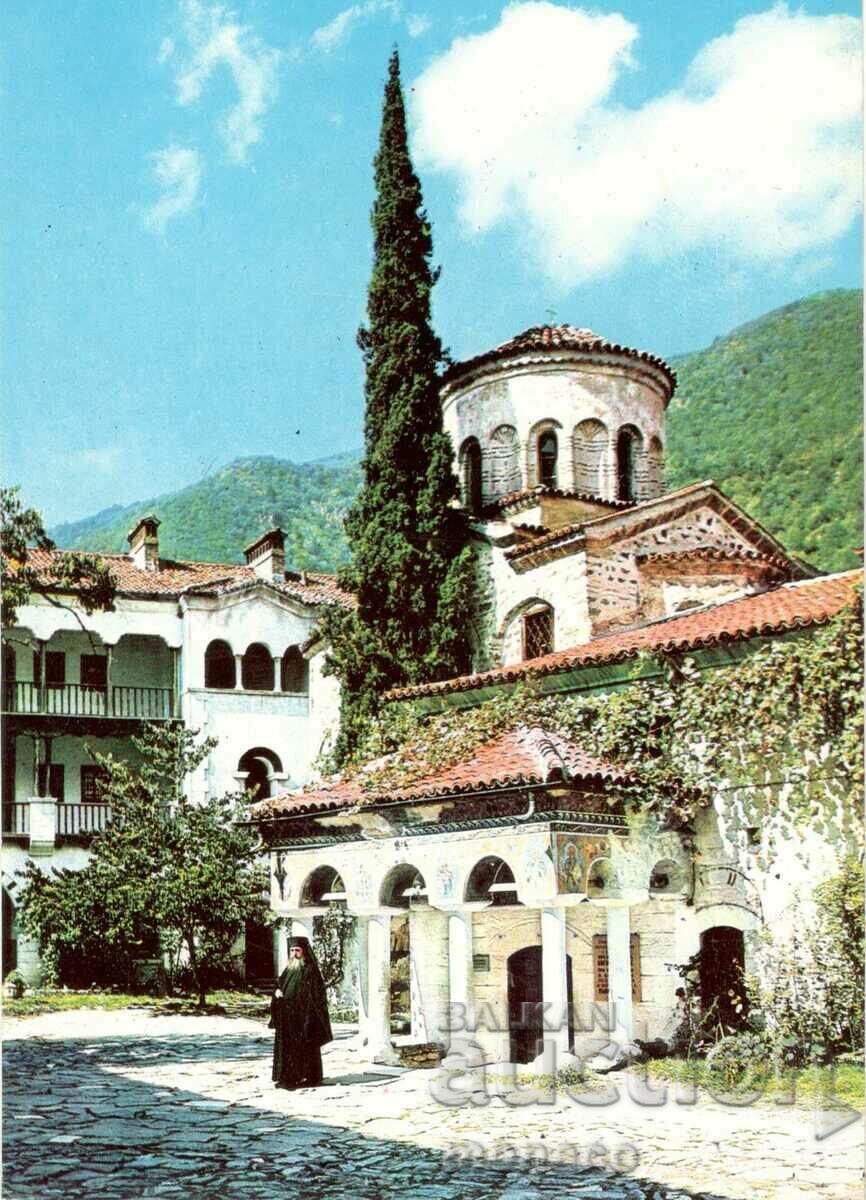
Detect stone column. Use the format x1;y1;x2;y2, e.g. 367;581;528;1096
606;906;634;1045
366;913;395;1063
447;910;475;1047
408;907;449;1045
541;906;570;1059
272;656;282;693
234;655;244;690
28;795;58;856
354;917;370;1045
105;644;113;716
275;924;288;975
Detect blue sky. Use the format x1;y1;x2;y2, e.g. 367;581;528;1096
3;0;862;525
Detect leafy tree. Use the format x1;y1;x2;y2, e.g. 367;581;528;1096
1;486;116;628
17;725;267;1005
322;48;474;762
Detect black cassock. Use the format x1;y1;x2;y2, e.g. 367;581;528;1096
269;943;333;1088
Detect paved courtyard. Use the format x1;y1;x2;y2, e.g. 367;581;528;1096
4;1009;863;1200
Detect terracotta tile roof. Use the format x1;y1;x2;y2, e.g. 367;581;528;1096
21;549;354;609
385;571;863;702
251;725;623;818
482;485;634;518
443;324;676;400
505;521;586;561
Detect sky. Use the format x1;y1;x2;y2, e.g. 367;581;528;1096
3;0;862;526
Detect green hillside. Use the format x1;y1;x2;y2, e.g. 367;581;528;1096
50;454;362;572
667;289;862;572
50;291;862;574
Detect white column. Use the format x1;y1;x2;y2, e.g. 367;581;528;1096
354;917;370;1044
275;925;287;975
541;907;570;1059
366;913;395;1063
28;795;58;856
447;910;475;1047
234;655;244;690
606;906;634;1045
272;656;281;693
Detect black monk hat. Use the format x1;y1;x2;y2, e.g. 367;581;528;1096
287;936;311;948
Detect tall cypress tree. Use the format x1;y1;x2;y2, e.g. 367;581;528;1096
323;49;473;763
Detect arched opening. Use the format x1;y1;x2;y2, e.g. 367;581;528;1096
488;425;520;498
538;430;558;487
573;419;608;495
522;603;554;660
587;857;616;898
301;866;347;907
649;858;686;896
204;639;235;689
238;747;283;800
647;435;665;497
460;438;483;515
242;643;274;691
281;646;309;694
381;865;428;1037
699;926;748;1032
380;864;428;910
465;856;520;906
507;945;574;1063
616;425;643;502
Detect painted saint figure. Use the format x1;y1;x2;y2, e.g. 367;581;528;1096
269;936;333;1089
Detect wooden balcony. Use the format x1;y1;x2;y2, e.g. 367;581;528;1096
3;801;112;840
2;682;175;721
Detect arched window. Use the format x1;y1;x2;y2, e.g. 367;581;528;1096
466;856;519;907
281;646;309;694
460;438;483;515
301;866;346;907
573;419;607;495
488;425;520;498
616;425;643;502
241;643;274;691
204;639;235;689
380;864;428;909
522;603;554;660
647;436;664;497
538;430;558;487
238;747;283;800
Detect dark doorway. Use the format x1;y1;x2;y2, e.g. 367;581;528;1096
699;926;747;1032
507;945;574;1063
244;919;275;985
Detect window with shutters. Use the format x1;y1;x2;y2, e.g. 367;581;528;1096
37;763;65;803
592;933;642;1002
80;765;109;804
522;606;554;660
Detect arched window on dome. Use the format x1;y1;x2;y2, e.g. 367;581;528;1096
538;430;558;487
647;436;665;497
242;643;274;691
616;425;643;502
459;437;483;515
488;425;520;498
573;419;608;496
204;639;235;689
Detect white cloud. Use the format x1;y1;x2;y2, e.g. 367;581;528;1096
407;13;431;38
412;2;862;286
310;2;428;52
76;447;123;473
144;145;203;232
167;0;281;163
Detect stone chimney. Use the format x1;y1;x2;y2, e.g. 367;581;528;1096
127;515;161;572
244;528;286;582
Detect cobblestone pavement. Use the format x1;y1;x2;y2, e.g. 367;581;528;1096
4;1010;863;1200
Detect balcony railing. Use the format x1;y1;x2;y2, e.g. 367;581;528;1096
2;803;30;836
3;682;175;720
56;803;112;837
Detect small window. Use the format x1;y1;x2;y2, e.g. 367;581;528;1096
522;607;554;660
281;646;309;694
538;431;558;487
616;426;642;502
37;763;65;803
80;765;109;804
461;438;483;515
80;654;107;691
593;933;642;1002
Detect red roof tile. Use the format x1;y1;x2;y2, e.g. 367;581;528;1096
482;485;634;517
385;571;863;701
635;548;794;576
252;725;623;818
443;324;676;400
21;548;354;609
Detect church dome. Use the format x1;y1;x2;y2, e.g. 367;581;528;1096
440;322;673;511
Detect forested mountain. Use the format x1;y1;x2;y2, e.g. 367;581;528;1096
50;455;361;572
50;291;862;574
667;289;862;572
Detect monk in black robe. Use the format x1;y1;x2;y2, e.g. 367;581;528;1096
269;936;333;1089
